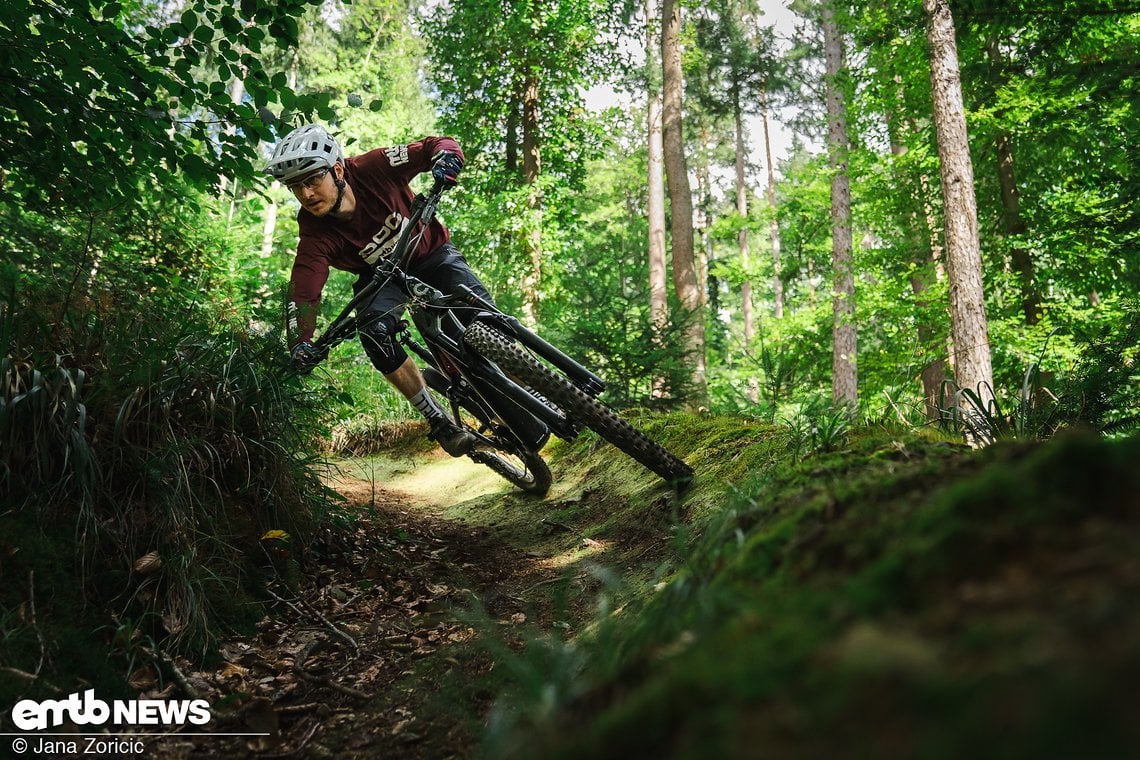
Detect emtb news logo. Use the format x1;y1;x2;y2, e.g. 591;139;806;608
11;689;211;730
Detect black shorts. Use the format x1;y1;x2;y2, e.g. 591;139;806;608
354;243;494;374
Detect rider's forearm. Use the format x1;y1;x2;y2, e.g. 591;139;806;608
285;285;321;347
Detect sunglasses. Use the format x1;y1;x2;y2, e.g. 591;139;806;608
286;167;330;193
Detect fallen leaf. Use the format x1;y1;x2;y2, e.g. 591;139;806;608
219;662;249;679
133;551;162;574
161;612;185;635
129;666;157;690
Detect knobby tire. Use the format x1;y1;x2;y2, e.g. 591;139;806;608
469;445;552;496
463;322;693;484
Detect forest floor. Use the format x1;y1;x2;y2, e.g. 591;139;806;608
145;445;657;760
29;418;1140;760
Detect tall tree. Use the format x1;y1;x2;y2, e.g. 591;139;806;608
924;0;993;405
760;84;785;320
846;3;950;421
520;73;543;326
661;0;708;404
646;0;669;392
822;1;857;412
983;34;1039;326
429;0;607;324
691;0;784;399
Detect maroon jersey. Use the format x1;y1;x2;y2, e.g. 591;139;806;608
287;136;463;344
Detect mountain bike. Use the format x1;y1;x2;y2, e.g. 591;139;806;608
307;180;693;496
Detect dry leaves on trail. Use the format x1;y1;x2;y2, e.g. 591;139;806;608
147;504;525;760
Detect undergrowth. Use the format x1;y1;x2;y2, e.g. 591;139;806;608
0;270;342;708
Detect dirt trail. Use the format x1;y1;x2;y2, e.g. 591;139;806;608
148;453;568;760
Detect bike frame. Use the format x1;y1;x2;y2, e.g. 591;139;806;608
312;181;606;453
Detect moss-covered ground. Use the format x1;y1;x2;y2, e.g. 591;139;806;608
487;420;1140;760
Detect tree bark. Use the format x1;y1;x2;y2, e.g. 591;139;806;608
646;0;668;397
924;0;994;407
662;0;707;405
733;91;758;402
520;74;542;327
887;95;947;423
760;84;784;320
697;124;712;311
823;2;858;413
260;199;278;260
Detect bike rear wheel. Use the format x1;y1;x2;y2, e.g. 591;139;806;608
463;322;693;485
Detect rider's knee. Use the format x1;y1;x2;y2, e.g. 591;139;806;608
359;318;407;374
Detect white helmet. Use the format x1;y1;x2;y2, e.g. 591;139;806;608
264;124;343;183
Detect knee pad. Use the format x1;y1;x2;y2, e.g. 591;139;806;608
358;317;408;374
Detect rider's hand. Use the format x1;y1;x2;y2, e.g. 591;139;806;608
289;341;324;375
431;150;463;188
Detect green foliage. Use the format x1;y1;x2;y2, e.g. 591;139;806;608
939;303;1140;443
782;396;852;460
0;185;342;699
426;0;611;185
424;0;617;341
0;0;335;210
1056;302;1140;435
541;112;693;407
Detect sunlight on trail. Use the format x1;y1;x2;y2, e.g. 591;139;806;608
333;451;527;514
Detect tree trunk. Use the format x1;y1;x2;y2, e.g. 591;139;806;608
995;132;1040;324
760;84;784;320
697;124;712;311
662;0;707;405
260;199;277;260
924;0;994;408
505;87;519;175
520;74;542;327
823;2;857;413
646;0;668;397
733;92;758;402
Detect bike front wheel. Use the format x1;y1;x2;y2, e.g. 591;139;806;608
463;322;693;485
469;443;552;496
423;366;552;496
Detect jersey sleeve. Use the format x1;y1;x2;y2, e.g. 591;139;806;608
360;137;464;185
287;236;332;346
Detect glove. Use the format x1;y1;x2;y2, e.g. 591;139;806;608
431;149;463;187
289;341;325;374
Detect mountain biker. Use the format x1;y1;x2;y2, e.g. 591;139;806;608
265;123;486;457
